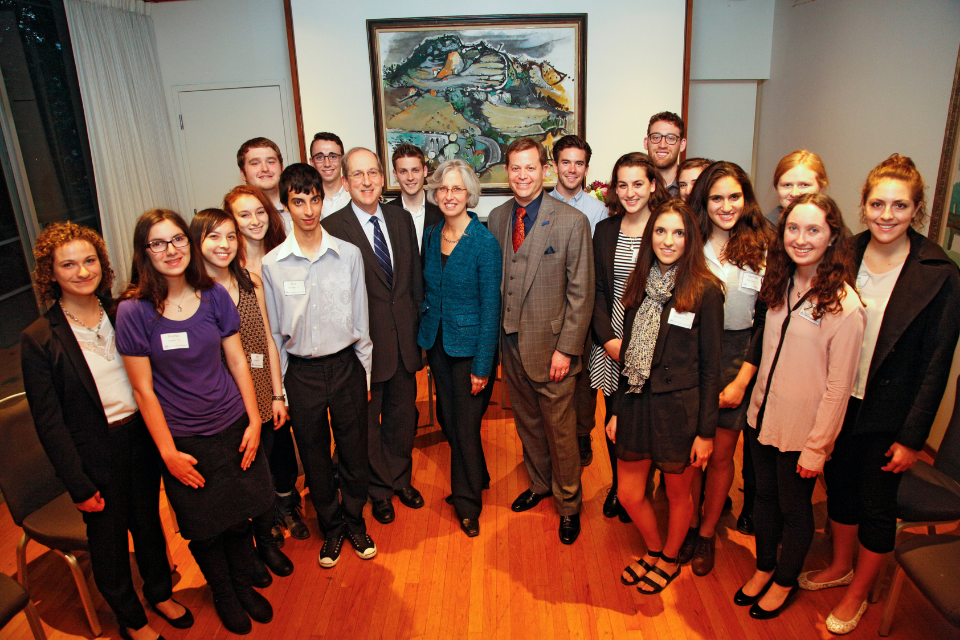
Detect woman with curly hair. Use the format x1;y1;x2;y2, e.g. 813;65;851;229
736;193;865;620
801;155;960;634
21;222;193;640
116;210;275;635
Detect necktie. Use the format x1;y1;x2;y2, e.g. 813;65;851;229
370;216;394;288
512;207;526;252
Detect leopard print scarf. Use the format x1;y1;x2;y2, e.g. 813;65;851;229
622;263;677;393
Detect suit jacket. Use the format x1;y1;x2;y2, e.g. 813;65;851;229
322;202;424;382
617;284;725;438
848;228;960;449
488;193;595;383
20;299;122;503
418;212;502;377
387;195;443;245
592;215;624;347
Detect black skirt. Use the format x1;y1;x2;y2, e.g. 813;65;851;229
162;414;274;540
615;382;699;474
717;328;753;432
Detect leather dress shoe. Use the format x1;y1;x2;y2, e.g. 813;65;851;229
691;535;716;576
257;539;294;577
459;518;480;537
749;583;799;619
559;514;581;545
511;489;550;512
737;511;755;535
395;486;425;509
602;488;620;518
677;527;699;565
578;435;593;466
371;499;395;524
734;574;774;606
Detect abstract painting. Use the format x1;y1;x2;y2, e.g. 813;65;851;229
367;14;586;194
931;47;960;265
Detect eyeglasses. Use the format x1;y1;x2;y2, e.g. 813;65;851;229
348;169;382;181
436;186;467;196
146;235;189;253
648;133;681;145
311;152;342;164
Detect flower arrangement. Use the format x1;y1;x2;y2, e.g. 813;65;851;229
587;180;610;203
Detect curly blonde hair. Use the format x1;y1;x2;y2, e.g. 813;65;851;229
32;222;114;301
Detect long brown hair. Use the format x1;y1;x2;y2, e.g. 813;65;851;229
858;153;927;229
222;185;286;255
121;209;213;312
606;152;668;217
622;198;723;313
760;193;855;319
690;161;772;273
189;208;255;292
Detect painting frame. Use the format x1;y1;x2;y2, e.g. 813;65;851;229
930;45;960;262
366;14;587;195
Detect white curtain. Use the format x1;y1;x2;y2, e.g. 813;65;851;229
64;0;189;287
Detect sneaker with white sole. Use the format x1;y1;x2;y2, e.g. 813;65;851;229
346;530;377;560
318;532;345;568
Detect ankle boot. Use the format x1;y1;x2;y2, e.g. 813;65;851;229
276;492;310;540
223;520;274;625
188;536;251;635
253;507;294;577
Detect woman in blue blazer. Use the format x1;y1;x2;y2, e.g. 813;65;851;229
418;159;502;537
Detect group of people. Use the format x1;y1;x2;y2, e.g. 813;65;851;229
18;109;960;639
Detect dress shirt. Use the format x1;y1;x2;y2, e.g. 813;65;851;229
398;194;427;251
261;230;373;388
277;202;293;234
321;186;351;219
704;241;763;331
511;190;545;234
549;187;608;236
352;202;394;264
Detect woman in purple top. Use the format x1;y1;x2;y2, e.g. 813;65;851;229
116;209;275;635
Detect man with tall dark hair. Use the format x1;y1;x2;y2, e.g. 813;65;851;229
309;132;351;219
644;111;687;197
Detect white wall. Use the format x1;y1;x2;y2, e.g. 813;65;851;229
290;1;686;216
687;80;758;172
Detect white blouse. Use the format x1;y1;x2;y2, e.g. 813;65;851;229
851;260;905;399
704;241;763;331
69;316;138;424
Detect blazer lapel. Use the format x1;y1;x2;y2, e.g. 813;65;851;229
651;298;674;366
384;206;405;282
605;217;622;298
344;209;391;289
49;304;105;414
517;197;556;303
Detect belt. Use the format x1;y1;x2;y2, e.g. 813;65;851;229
108;411;140;428
289;346;352;364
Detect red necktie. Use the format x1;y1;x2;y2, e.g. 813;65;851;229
513;207;526;252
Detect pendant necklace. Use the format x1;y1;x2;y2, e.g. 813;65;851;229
62;299;107;348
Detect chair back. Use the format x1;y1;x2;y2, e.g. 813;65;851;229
935;376;960;482
0;393;68;527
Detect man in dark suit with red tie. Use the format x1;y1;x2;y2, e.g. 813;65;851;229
321;147;425;525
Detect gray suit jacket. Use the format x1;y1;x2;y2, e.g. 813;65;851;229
489;193;594;383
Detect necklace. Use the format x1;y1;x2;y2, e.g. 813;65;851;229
62;299;107;347
169;288;191;313
442;230;461;244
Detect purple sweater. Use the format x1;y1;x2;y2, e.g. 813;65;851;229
116;283;245;437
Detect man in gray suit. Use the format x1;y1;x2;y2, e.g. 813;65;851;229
488;137;594;544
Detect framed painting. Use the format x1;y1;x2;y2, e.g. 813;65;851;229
931;45;960;266
366;14;587;195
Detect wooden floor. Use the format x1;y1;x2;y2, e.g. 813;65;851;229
1;370;958;640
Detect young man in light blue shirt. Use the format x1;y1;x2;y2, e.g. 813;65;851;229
261;163;376;569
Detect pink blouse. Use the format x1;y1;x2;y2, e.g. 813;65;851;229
747;282;866;471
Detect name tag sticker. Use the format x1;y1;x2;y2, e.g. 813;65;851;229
741;271;763;292
856;273;869;290
668;308;695;329
798;301;822;326
250;353;264;369
284;281;306;296
160;332;189;351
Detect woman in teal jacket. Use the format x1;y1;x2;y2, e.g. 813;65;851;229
418;158;502;537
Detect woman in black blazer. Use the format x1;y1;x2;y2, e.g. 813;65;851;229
801;155;960;634
606;198;723;595
20;223;193;640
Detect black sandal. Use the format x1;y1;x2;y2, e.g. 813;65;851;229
637;554;681;595
621;550;663;586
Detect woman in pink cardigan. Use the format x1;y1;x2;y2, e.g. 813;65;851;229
735;193;865;620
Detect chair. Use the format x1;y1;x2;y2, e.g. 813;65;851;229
870;375;960;603
0;573;46;640
879;533;960;636
0;393;101;636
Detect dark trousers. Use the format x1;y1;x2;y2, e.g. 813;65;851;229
367;345;419;501
748;427;816;587
285;349;369;536
261;420;298;494
824;399;902;554
427;326;492;519
82;416;172;630
741;429;757;514
574;333;597;438
602;394;618;489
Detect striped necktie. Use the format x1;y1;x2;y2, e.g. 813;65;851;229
370;216;394;288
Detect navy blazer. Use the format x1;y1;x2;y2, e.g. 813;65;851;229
847;228;960;449
418;212;502;377
616;283;724;438
20;298;126;503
